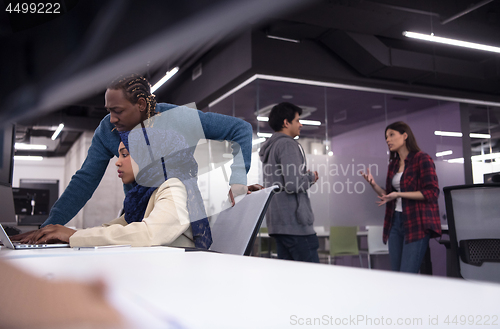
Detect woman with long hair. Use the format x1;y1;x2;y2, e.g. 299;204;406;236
361;121;441;273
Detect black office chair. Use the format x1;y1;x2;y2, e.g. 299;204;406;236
443;184;500;283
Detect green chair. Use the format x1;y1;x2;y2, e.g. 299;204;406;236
257;227;278;258
321;226;365;266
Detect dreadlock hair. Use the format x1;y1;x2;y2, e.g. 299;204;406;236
108;74;157;118
385;121;421;160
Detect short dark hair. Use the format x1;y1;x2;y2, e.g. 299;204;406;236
268;102;302;132
385;121;421;160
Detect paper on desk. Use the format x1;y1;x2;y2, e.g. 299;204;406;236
107;283;190;329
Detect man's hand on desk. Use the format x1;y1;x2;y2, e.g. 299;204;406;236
16;224;76;244
228;184;264;206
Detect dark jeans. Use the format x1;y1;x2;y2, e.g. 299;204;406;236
271;234;320;263
388;211;430;273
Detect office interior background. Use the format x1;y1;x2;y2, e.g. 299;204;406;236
2;0;500;275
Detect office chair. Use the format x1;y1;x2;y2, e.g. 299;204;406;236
209;186;277;256
444;184;500;283
320;226;364;267
365;225;389;269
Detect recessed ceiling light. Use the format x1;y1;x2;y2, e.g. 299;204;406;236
282;95;293;99
15;143;48;150
14;156;44;161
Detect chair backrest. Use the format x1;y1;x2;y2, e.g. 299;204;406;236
366;225;388;254
444;184;500;283
329;226;359;256
209;186;277;256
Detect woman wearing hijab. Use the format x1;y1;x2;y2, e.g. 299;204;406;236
18;126;200;248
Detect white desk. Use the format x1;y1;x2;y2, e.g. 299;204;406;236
2;247;500;329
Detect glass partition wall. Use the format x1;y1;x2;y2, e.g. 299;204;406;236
469;105;500;183
207;78;482;228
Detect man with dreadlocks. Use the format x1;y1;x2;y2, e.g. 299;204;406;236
22;74;253;249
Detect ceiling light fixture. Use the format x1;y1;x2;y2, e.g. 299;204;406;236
434;131;491;139
266;35;300;43
446;158;464;163
14;155;44;161
470;133;491;139
403;31;500;54
447;153;500;163
151;67;179;93
14;143;48;150
300;120;321;126
436;150;453;157
257;116;269;122
51;123;64;140
257;132;273;138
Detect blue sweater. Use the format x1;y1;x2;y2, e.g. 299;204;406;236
43;103;253;227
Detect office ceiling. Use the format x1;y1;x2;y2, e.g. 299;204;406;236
2;0;500;157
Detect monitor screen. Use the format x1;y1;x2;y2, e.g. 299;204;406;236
0;124;14;186
12;187;51;216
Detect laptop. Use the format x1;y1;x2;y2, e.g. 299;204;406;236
0;184;69;249
0;223;69;249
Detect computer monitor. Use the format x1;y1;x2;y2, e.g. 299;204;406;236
0;124;14;186
16;180;59;226
12;187;51;216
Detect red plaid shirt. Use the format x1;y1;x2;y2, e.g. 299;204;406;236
383;151;441;244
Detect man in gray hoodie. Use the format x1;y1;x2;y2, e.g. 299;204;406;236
259;102;319;263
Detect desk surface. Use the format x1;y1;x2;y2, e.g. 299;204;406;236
2;248;500;329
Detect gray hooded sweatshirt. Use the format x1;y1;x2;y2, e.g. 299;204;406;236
259;133;316;235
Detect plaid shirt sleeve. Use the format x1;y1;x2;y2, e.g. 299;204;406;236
402;152;441;243
383;152;441;244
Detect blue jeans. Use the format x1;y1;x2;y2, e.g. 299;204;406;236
271;234;320;263
388;212;430;273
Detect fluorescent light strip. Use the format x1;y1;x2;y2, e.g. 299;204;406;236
403;31;500;54
51;123;64;140
15;143;48;150
434;131;462;137
436;150;453;157
447;153;500;163
434;131;491;138
252;138;266;145
447;158;464;163
209;74;500;109
300;120;321;126
266;35;300;43
470;133;491;139
257;132;273;138
257;116;321;126
14;156;44;161
151;67;179;93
